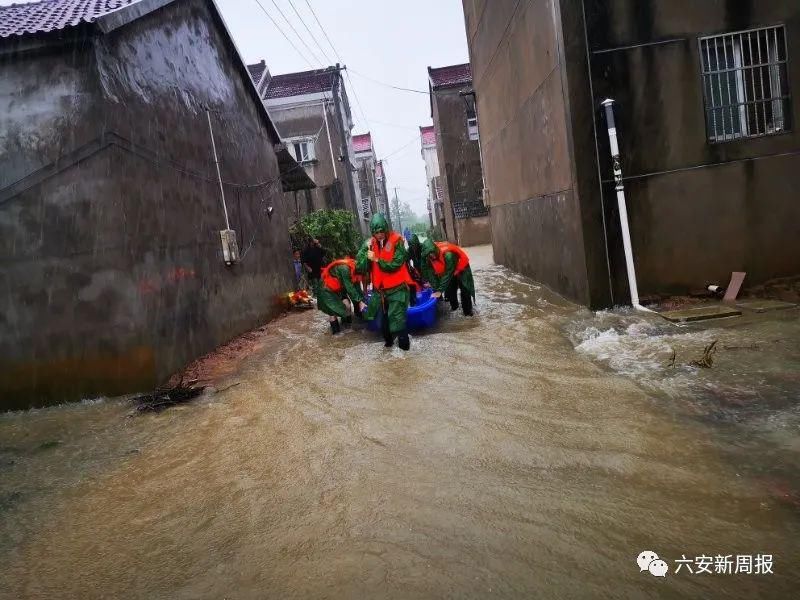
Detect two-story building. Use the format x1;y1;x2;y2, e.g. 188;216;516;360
249;63;363;231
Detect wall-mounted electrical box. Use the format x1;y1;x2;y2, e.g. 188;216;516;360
219;229;240;265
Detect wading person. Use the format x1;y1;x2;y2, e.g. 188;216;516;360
301;238;326;287
419;238;475;316
405;233;425;307
358;214;413;350
317;257;366;335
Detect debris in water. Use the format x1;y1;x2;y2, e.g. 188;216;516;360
133;377;206;413
667;349;676;369
689;340;718;368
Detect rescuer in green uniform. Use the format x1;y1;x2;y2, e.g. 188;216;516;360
317;257;366;335
357;214;414;350
419;238;475;316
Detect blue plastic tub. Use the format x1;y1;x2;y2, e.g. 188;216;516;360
365;289;439;332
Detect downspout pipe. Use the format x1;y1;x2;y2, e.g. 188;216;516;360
600;99;653;313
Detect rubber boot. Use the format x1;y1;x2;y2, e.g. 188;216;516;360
381;315;394;347
342;315;353;327
397;330;410;351
462;286;474;317
330;319;341;335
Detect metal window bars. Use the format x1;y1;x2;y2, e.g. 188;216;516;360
699;25;791;142
453;193;489;219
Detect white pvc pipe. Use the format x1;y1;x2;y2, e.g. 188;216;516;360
601;99;653;313
322;100;338;180
206;109;231;231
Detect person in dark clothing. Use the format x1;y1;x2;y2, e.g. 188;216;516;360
301;238;326;283
406;234;424;307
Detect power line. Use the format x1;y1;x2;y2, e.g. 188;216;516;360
303;0;343;62
348;68;428;95
380;133;422;161
286;0;333;65
344;70;372;132
251;0;313;68
268;0;324;66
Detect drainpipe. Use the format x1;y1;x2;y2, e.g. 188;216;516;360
600;99;652;313
322;99;338;180
206;109;231;230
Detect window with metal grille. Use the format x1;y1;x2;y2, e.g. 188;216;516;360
700;25;791;142
361;196;371;221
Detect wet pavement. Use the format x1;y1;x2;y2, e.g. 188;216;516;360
1;246;799;599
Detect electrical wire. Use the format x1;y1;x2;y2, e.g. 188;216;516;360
268;0;324;66
303;0;343;63
348;68;428;95
286;0;333;65
380;133;422;161
251;0;313;68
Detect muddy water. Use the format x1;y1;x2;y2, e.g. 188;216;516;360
1;246;798;599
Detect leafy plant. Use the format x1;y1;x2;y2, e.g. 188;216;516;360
289;210;363;259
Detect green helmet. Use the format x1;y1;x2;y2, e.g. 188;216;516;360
420;237;438;258
370;213;389;234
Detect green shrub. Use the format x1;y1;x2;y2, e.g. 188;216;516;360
289;210;363;259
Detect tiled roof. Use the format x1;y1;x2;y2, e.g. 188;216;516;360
420;125;436;147
264;67;336;99
247;60;267;85
352;132;372;154
429;63;472;90
0;0;139;38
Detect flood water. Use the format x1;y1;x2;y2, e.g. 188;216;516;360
1;246;798;599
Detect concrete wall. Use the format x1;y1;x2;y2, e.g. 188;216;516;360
463;0;607;305
0;0;294;409
583;0;800;295
431;87;492;247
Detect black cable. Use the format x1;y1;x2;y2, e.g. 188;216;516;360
303;0;343;63
268;0;324;66
286;0;333;64
251;0;313;68
348;69;428;95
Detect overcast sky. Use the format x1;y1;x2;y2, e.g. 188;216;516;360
1;0;470;216
220;0;470;216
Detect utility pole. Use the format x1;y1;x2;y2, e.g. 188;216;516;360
331;64;361;232
392;188;402;232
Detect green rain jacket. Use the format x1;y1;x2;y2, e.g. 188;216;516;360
419;238;476;298
356;214;410;333
315;264;365;318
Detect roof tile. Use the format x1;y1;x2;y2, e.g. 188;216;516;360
429;63;472;90
247;60;267;85
0;0;140;38
264;67;336;99
420;125;436;146
352;132;372;154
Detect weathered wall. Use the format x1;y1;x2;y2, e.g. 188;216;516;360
457;214;492;247
582;0;800;295
0;0;294;409
431;87;491;247
464;0;604;305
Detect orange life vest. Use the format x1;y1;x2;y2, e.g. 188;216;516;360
430;242;470;276
321;258;360;293
370;231;414;290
